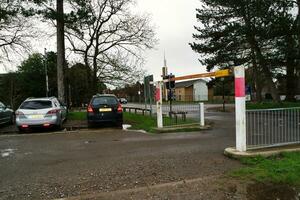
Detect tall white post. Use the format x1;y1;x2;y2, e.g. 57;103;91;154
199;103;205;126
234;66;246;152
156;81;163;128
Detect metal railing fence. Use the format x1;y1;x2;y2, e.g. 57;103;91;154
246;107;300;149
162;101;201;126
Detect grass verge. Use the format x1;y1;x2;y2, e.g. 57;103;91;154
68;112;86;120
231;152;300;186
123;112;156;132
124;112;197;133
246;102;300;110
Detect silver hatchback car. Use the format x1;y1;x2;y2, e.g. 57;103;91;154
16;97;67;132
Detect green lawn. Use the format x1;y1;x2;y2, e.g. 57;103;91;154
231;152;300;186
124;112;196;132
123;112;156;132
246;102;300;110
68;111;87;120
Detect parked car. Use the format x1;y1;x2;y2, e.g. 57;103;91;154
15;97;67;132
87;94;123;127
0;101;14;125
119;98;128;104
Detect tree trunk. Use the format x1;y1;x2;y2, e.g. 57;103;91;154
251;49;262;102
92;33;100;94
57;0;65;103
240;3;280;103
255;45;280;103
296;0;300;96
285;35;296;101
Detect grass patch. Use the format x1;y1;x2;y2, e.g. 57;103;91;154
123;112;156;132
68;112;86;120
246;102;300;110
231;152;300;186
124;112;197;133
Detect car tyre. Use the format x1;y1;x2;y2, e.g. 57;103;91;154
116;121;123;129
17;127;25;133
57;120;63;131
88;122;93;128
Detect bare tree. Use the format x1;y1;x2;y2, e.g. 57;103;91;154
65;0;156;92
0;2;32;68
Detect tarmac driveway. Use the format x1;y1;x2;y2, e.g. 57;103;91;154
0;112;241;200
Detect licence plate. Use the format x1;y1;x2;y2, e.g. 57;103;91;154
30;115;44;119
99;108;112;112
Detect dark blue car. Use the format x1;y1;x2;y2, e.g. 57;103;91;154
87;94;123;128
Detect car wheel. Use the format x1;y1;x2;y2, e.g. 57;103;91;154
116;121;123;129
57;120;63;130
17;127;25;133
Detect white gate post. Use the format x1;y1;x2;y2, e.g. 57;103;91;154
234;66;247;152
199;103;205;126
156;81;163;128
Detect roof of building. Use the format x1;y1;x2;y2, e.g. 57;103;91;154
175;79;207;88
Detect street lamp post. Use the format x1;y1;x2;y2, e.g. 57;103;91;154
44;48;49;97
221;77;225;112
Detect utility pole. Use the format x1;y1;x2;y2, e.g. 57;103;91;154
221;77;225;112
44;48;49;97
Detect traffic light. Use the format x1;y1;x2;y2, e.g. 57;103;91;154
168;89;175;101
165;74;175;90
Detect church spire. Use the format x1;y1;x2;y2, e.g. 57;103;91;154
162;51;168;77
164;51;167;67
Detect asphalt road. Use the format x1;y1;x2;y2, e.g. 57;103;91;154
0;111;242;200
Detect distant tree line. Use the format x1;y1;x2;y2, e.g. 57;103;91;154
191;0;300;102
0;0;156;104
0;52;105;109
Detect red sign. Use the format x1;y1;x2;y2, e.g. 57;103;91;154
155;88;161;101
235;77;245;97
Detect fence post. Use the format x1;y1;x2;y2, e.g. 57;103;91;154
199;103;205;126
156;81;163;128
234;66;246;152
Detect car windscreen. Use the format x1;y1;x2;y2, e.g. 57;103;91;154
92;97;118;106
20;101;52;110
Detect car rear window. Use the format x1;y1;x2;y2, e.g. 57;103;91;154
20;100;52;110
92;97;118;106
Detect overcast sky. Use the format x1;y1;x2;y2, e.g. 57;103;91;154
135;0;206;81
1;0;206;81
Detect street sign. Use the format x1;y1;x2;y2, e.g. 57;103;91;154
215;69;231;78
144;75;154;99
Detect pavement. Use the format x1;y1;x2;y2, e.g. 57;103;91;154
0;111;245;200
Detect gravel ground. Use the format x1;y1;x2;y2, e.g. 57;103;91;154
0;112;242;200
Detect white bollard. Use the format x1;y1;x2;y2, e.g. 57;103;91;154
234;66;246;152
199;103;205;126
156;81;163;128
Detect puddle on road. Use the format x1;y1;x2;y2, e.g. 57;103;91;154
228;182;300;200
246;183;300;200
